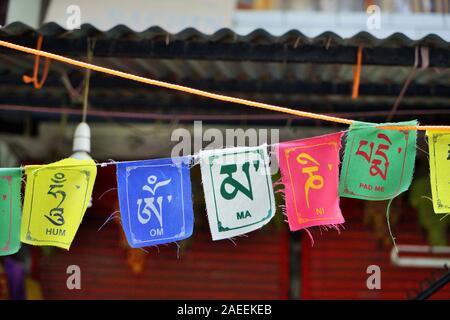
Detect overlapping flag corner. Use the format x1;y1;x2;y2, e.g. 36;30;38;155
427;130;450;214
339;120;418;201
0;168;22;256
276;132;344;231
20;158;97;250
199;145;275;241
116;156;194;248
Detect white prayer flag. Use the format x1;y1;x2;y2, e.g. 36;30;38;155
199;145;276;240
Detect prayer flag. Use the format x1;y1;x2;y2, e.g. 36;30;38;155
427;131;450;213
20;158;97;250
200;146;275;240
0;168;22;256
339;120;417;200
276;132;344;230
116;157;194;247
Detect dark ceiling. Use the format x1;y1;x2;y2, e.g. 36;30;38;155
0;22;449;135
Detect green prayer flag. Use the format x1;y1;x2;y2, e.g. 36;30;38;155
0;168;22;256
339;120;417;200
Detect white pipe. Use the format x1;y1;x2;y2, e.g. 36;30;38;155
391;245;450;269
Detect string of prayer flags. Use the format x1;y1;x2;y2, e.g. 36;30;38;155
200;145;276;240
20;158;97;250
276;132;344;231
116;157;194;248
427;131;450;214
339;120;417;200
0;168;22;256
2;121;448;252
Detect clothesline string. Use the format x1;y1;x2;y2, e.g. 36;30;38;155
1;39;450;131
20;124;434;170
19;140;297;170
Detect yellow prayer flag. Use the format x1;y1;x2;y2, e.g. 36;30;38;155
427;131;450;214
20;158;97;249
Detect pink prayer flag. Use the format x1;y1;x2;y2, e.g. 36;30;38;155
276;132;345;231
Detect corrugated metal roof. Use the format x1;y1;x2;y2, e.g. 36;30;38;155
1;22;449;49
0;22;449;68
0;22;448;132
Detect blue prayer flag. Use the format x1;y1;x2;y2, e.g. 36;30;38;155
116;157;194;248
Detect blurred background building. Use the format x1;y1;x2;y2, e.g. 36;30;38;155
0;0;449;299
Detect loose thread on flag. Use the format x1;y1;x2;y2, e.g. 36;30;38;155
304;228;315;247
97;211;120;232
386;197;398;252
97;187;117;200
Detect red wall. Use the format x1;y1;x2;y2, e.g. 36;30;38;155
301;201;450;300
35;167;450;300
37;215;290;300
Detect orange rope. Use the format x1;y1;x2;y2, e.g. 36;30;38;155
1;39;449;131
22;36;50;89
351;46;363;99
